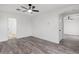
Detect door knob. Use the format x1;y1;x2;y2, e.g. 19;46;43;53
59;29;61;31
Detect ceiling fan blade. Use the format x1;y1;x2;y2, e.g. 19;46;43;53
22;10;27;12
16;8;21;11
21;6;27;9
32;10;39;12
32;6;35;9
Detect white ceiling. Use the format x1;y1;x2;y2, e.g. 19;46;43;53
0;4;73;14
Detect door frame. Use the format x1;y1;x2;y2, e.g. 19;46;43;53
59;10;79;42
8;18;16;39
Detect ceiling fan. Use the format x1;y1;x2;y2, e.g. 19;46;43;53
16;4;39;13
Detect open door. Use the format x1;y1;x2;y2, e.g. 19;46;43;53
8;18;16;39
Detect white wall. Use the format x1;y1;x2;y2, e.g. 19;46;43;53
16;14;32;38
0;12;32;41
0;13;8;41
31;12;59;43
64;17;79;35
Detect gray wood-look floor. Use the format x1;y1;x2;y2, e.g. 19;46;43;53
60;34;79;53
0;36;77;54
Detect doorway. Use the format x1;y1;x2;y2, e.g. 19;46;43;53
8;18;16;39
59;14;79;52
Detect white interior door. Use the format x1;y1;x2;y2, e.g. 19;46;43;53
8;18;16;39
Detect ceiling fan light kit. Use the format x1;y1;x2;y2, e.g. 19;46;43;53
28;9;32;13
16;4;39;14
